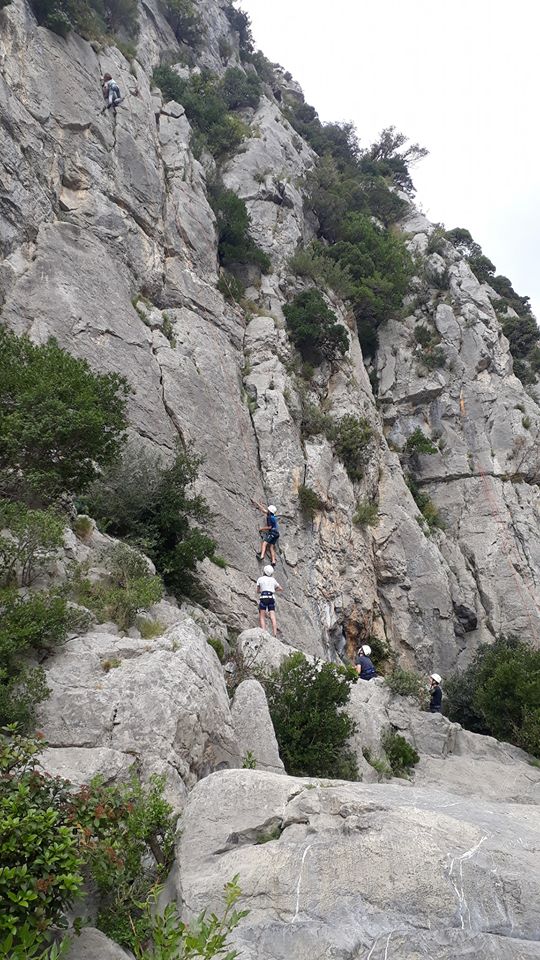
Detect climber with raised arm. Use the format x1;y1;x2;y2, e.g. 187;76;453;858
256;564;282;637
355;644;377;681
101;73;122;113
429;673;443;713
251;498;280;564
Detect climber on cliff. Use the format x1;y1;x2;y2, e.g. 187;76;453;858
355;644;377;681
429;673;443;713
101;73;123;114
252;499;280;564
256;564;283;637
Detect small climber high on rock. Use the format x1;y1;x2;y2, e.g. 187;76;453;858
252;498;280;564
355;644;377;681
256;564;282;637
101;73;123;114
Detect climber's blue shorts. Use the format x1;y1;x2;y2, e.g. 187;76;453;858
259;595;275;612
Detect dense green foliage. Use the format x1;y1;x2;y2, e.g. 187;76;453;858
0;729;83;952
284;290;349;365
209;184;271;273
30;0;138;40
132;876;247;960
0;501;64;588
332;415;373;482
405;428;438;455
163;0;200;47
381;730;419;777
288;244;354;298
152;66;259;160
86;445;216;599
72;544;163;631
223;2;253;57
297;484;325;520
0;729;178;955
445;636;540;756
0;591;78;728
0;328;129;506
353;498;379;527
263;652;358;779
385;668;426;704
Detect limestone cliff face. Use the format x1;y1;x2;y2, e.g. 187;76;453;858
2;0;540;673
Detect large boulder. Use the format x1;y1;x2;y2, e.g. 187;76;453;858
174;769;540;960
65;927;131;960
38;619;241;807
231;679;284;774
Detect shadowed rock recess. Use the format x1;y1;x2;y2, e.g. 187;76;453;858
2;0;540;956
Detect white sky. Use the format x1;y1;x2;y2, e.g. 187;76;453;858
241;0;540;318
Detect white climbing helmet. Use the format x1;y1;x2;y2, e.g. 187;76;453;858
361;644;372;656
264;564;274;576
431;673;442;684
268;504;277;514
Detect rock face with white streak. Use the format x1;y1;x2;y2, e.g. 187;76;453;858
174;768;540;960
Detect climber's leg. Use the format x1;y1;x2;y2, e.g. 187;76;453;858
258;606;266;630
269;610;277;637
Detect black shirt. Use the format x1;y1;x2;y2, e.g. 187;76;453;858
355;654;376;680
430;684;442;712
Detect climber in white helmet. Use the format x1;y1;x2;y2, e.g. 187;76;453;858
354;644;377;681
101;73;123;114
256;564;282;637
429;673;443;713
251;498;280;564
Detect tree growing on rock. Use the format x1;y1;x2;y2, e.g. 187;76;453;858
283;290;349;366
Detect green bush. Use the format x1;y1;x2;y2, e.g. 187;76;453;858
0;501;64;587
132;875;247;960
407;479;445;532
288;245;354;298
72;545;163;631
152;67;251;160
353;498;378;527
224;2;253;57
381;730;419;777
413;325;435;348
85;444;216;599
0;729;83;952
163;0;201;46
0;590;79;728
385;667;426;704
284;290;349;366
444;636;540;756
221;67;262;109
263;651;359;779
209;185;271;273
0;328;129;506
405;428;438;455
419;345;446;370
332;414;373;482
365;635;394;670
207;636;225;662
30;0;139;40
298;484;325;520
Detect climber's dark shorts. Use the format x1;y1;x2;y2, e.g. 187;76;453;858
262;530;280;545
259;595;275;612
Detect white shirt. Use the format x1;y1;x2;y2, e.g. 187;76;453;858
257;575;280;595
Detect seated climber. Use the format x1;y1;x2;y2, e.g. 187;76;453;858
252;499;280;564
355;644;377;681
256;564;282;637
101;73;122;113
429;673;443;713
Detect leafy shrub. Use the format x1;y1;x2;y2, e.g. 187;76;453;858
444;636;540;756
298;484;325;520
405;428;437;455
137;618;165;640
0;328;129;506
419;345;446;370
224;2;253;56
242;751;256;769
381;730;419;777
132;875;247;960
72;515;93;541
207;636;225;662
0;729;83;951
0;590;78;727
297;396;334;439
152;67;251;160
210;185;271;272
413;325;435;348
385;667;426;704
365;635;394;670
72;544;163;631
221;67;262;109
283;290;349;366
85;444;216;599
288;244;354;298
353;498;378;527
408;479;445;532
30;0;139;40
218;270;244;303
72;774;176;949
263;651;358;779
332;414;373;482
362;747;392;780
0;501;64;587
163;0;201;46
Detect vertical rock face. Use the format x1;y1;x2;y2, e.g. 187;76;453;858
2;0;540;671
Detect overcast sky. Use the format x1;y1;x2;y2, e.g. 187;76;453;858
241;0;540;318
